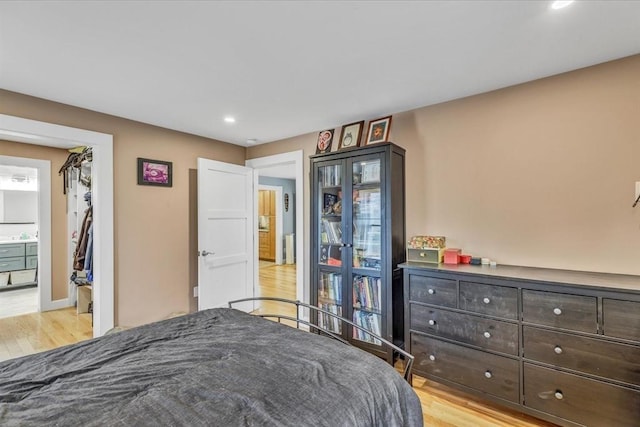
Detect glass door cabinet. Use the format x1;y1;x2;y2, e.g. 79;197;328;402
311;142;406;362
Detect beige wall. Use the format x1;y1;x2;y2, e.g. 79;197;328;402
249;54;640;276
0;141;69;299
1;90;246;326
2;54;638;329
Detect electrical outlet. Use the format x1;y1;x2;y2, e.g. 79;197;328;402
193;286;198;298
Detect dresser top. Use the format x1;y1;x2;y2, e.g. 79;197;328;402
0;239;38;245
400;262;640;293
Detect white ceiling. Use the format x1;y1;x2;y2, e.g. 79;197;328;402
1;1;639;147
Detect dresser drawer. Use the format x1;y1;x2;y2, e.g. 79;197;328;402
0;243;25;258
522;290;597;333
408;274;457;308
412;334;519;403
26;242;38;256
459;281;517;319
603;299;640;342
26;256;38;269
411;305;518;355
523;326;640;386
524;363;640;427
0;257;25;272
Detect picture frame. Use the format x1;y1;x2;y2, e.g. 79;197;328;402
338;120;364;150
315;129;334;154
365;115;392;145
137;157;172;187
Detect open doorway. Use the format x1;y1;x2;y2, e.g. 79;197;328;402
246;151;304;318
0;114;114;337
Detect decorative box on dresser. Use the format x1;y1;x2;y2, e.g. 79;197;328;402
401;262;640;427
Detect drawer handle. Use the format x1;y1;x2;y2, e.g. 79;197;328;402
427;289;435;295
483;297;490;304
553;307;562;316
554;391;563;400
483;331;491;339
484;370;492;379
428;319;436;326
429;354;436;361
554;346;563;354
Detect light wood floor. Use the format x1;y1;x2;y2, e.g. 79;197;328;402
0;262;554;426
0;307;92;362
0;286;38;319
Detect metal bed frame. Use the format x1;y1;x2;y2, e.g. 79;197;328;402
228;297;414;381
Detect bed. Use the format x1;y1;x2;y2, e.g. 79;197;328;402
0;301;422;426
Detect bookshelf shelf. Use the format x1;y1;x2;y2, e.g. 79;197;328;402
310;142;406;364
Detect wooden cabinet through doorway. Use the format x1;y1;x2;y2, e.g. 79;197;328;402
259;190;276;261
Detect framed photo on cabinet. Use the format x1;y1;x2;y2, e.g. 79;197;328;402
365;116;392;145
338;120;364;150
316;129;334;154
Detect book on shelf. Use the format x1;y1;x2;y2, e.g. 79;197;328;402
321;219;342;244
364;225;381;258
321;165;341;187
352;275;381;311
361;161;380;184
318;302;342;333
355;188;381;218
352;309;382;345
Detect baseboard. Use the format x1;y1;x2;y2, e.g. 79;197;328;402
41;298;72;312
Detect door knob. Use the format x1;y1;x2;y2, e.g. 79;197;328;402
199;250;215;257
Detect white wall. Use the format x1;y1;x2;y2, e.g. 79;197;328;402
2;190;37;223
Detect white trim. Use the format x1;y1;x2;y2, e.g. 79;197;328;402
0;155;53;311
258;185;283;265
0;114;114;337
245;150;305;303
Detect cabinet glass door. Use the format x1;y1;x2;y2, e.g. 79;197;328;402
351;158;382;345
316;163;343;333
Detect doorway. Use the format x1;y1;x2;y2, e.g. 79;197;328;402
246;150;304;317
0;114;114;337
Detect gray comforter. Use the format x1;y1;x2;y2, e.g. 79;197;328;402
0;308;422;426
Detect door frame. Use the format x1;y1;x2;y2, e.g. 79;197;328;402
246;150;304;303
0;114;114;337
258;185;283;264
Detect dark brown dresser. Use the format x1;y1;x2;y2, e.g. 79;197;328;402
401;262;640;427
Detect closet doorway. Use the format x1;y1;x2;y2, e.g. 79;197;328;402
0;114;114;337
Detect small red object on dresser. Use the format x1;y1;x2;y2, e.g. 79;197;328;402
443;248;462;264
459;254;472;264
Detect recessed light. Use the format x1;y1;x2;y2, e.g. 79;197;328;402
224;116;236;123
551;0;574;10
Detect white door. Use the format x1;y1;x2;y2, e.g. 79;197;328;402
197;158;254;311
